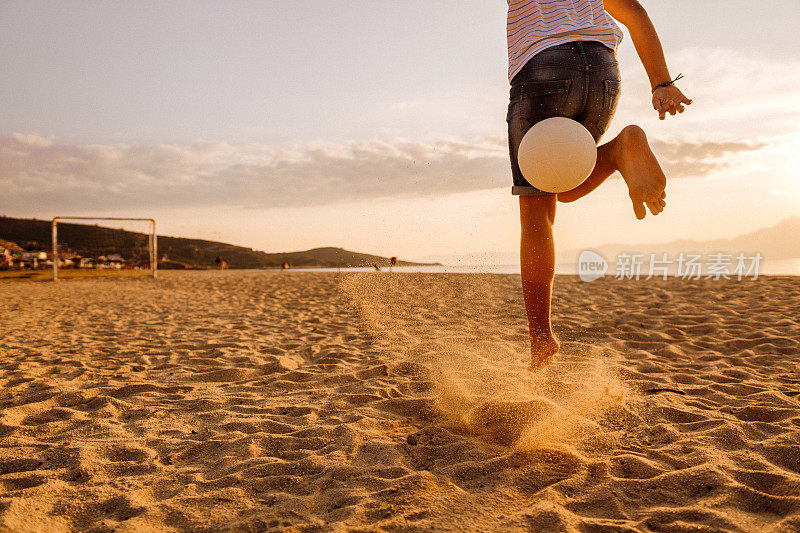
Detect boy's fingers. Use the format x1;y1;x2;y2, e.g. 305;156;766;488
653;90;692;119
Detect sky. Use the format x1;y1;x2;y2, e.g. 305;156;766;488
1;0;799;263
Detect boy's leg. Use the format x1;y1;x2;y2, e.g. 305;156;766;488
519;194;560;370
557;125;667;220
555;141;618;203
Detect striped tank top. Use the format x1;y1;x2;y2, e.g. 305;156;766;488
507;0;623;83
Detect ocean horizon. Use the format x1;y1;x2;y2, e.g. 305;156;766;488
277;257;800;276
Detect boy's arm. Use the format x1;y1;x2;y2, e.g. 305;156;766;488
603;0;692;120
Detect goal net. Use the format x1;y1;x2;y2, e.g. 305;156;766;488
51;217;157;281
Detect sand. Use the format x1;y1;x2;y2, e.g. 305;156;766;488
0;271;799;532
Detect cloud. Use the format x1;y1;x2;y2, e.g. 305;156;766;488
649;139;766;179
0;133;509;210
1;132;782;212
2;46;796;212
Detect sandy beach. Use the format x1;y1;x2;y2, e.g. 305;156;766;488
1;271;799;532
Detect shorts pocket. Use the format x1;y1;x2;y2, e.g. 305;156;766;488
595;78;621;137
507;79;571;123
601;78;621;117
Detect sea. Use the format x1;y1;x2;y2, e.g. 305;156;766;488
282;258;800;276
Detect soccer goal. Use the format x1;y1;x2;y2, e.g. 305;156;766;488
51;217;157;281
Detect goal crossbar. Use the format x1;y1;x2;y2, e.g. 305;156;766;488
52;217;157;281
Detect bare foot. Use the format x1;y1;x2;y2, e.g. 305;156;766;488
612;125;667;220
529;333;560;371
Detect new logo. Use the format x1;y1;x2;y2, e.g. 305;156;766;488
578;250;608;282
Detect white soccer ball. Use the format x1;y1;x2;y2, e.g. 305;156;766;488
518;117;598;193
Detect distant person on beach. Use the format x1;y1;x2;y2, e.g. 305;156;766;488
507;0;691;369
215;256;227;270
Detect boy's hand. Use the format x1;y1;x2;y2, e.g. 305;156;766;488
652;85;692;120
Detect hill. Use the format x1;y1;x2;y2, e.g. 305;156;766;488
0;216;438;269
559;216;800;262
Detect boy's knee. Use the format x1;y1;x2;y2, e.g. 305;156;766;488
620;124;647;143
556;191;579;203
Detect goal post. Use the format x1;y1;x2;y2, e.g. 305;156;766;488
51;217;157;281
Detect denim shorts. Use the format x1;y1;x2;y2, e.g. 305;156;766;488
507;40;621;196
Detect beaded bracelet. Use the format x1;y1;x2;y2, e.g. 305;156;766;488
652;73;684;92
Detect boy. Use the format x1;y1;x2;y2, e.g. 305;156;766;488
506;0;692;369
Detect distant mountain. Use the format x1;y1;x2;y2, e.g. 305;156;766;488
560;216;800;262
0;216;438;269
